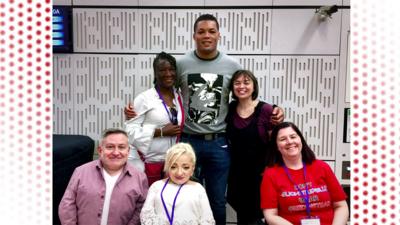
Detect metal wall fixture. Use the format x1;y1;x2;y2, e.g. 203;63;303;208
315;5;338;21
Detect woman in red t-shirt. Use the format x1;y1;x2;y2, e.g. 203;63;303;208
260;122;349;225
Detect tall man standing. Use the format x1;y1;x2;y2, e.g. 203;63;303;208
177;14;241;225
125;14;283;224
58;128;148;225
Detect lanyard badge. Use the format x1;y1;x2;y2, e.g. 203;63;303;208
300;218;320;225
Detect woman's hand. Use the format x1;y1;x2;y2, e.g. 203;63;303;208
154;123;182;137
263;208;293;225
162;123;182;136
124;102;137;120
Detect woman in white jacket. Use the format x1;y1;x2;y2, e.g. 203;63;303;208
125;52;184;186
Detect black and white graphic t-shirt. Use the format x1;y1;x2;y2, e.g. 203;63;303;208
177;51;242;134
187;73;223;125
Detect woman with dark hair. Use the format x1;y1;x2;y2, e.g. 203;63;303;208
124;52;184;186
225;69;282;224
260;122;349;225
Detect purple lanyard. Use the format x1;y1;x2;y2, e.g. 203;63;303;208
160;178;184;225
155;86;185;142
155;86;175;124
283;162;311;218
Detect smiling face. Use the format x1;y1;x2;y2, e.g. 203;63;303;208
233;74;254;101
193;20;220;58
168;153;195;185
154;59;176;89
98;133;130;175
276;127;303;161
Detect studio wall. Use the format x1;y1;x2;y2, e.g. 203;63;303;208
53;0;350;183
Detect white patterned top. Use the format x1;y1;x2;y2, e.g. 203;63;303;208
140;179;215;225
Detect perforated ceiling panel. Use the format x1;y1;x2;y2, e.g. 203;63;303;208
73;9;272;54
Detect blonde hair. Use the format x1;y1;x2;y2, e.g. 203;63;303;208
164;143;196;173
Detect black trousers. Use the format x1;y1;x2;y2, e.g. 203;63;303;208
236;212;267;225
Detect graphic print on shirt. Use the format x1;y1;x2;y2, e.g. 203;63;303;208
281;182;332;213
187;73;223;124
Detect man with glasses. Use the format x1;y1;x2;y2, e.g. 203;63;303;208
58;128;148;225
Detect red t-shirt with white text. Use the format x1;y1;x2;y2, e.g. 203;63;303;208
260;160;347;225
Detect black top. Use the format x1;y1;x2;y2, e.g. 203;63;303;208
225;101;273;219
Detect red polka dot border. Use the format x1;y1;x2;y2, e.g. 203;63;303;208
1;0;400;224
0;0;52;224
352;1;400;224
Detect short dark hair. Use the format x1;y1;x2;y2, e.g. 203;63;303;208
229;70;259;100
267;122;316;166
153;51;177;85
100;128;128;143
193;14;219;32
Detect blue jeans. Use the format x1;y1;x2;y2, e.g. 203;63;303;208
181;136;230;225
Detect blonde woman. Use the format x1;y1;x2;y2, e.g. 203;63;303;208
140;143;215;225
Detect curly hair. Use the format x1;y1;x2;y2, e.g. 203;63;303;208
152;51;177;85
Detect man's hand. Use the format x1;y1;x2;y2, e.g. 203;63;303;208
271;106;284;125
124;102;137;120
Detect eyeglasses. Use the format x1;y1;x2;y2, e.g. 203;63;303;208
170;107;178;125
